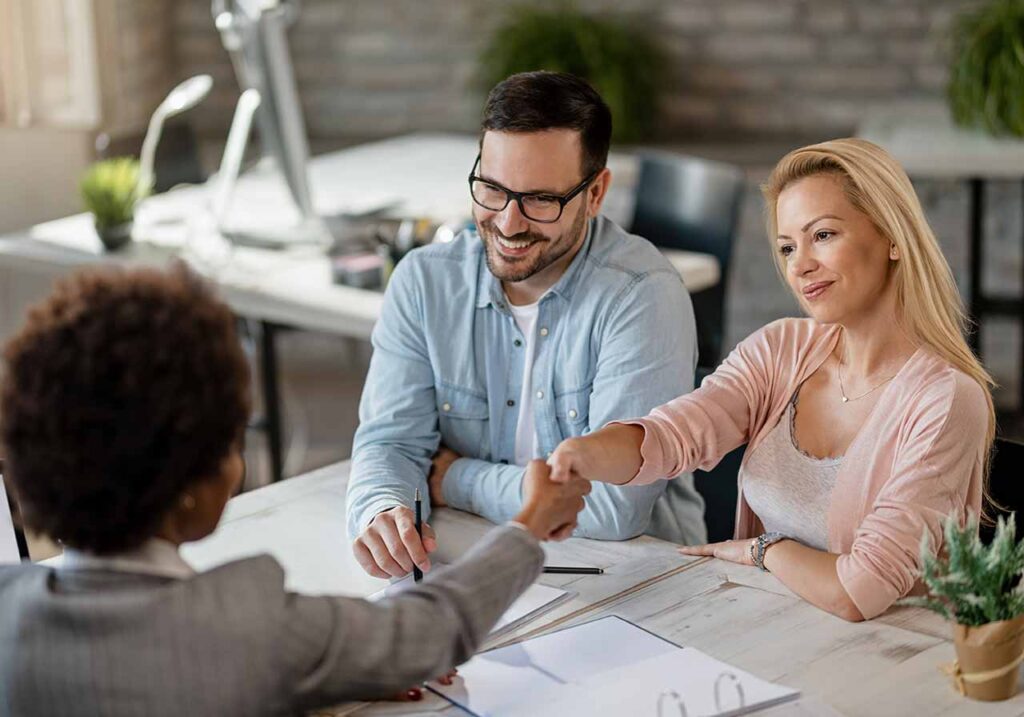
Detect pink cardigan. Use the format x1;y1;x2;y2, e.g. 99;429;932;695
624;318;988;620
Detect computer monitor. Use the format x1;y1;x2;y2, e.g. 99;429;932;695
213;0;332;248
0;463;30;563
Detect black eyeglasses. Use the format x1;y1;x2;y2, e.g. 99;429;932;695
468;155;598;224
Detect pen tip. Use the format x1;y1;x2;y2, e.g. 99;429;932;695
415;488;421;500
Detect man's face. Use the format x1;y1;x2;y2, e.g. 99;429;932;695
473;130;593;285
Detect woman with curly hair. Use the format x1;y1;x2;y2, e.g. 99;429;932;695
0;263;588;716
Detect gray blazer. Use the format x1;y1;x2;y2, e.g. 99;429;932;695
0;525;542;716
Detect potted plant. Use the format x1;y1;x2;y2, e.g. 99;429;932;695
947;0;1024;137
79;157;146;251
902;513;1024;700
478;3;665;143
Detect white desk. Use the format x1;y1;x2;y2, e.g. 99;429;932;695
181;460;1024;716
0;133;720;483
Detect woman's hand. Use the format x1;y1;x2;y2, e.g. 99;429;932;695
678;539;756;567
547;424;645;484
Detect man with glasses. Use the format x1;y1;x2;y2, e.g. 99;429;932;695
347;71;705;579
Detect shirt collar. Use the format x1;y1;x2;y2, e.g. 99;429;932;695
475;219;593;311
61;537;194;580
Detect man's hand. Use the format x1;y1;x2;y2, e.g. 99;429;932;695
513;460;592;541
428;445;460;508
546;424;645;485
352;506;438;579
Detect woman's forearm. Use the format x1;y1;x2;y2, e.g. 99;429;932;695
549;423;645;484
589;423;645;484
762;540;864;622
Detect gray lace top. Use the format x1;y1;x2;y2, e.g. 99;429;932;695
741;391;842;550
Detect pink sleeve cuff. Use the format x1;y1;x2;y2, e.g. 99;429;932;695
836;553;900;620
607;417;672;486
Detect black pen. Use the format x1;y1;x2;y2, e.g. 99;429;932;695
542;566;604;575
413;489;423;583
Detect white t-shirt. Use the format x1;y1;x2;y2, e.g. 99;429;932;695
508;300;541;467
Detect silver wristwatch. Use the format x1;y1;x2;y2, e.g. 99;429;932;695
749;531;786;572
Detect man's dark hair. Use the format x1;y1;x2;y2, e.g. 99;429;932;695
481;71;612;179
0;264;251;554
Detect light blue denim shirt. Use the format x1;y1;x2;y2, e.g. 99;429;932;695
346;215;706;544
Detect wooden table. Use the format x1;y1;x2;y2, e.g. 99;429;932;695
179;460;1024;716
0;134;720;483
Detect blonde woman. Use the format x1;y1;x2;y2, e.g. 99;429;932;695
548;138;995;622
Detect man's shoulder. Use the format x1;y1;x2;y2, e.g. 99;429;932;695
578;216;685;309
387;230;481;297
401;230;480;269
586;216;679;280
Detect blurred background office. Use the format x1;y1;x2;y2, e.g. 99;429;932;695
1;1;1021;535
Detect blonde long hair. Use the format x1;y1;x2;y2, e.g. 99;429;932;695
762;138;996;473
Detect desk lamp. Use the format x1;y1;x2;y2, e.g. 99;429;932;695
137;74;214;197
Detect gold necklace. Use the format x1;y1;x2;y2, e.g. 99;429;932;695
836;359;897;403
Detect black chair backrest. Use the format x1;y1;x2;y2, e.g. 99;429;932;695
0;459;31;561
981;438;1024;544
693;443;744;543
630;151;745;367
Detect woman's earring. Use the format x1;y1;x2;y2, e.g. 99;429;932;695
889;244;899;260
181;493;196;510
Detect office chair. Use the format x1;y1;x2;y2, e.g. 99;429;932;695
630;151;745;370
692;445;744;544
981;438;1024;544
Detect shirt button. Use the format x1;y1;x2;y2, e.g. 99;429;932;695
568;409;578;419
536;390;544;400
514;339;522;347
506;399;515;407
539;327;549;337
442;402;452;412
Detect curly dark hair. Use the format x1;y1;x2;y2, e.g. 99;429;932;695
0;263;251;554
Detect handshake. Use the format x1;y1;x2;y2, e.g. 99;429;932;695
352;459;592;580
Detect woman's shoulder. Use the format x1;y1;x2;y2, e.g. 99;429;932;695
895;350;990;423
733;317;839;366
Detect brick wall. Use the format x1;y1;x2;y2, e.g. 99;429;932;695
169;0;976;144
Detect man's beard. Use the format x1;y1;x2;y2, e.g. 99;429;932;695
478;204;588;284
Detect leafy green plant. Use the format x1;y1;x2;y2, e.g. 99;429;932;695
948;0;1024;137
79;158;144;229
478;3;665;143
901;513;1024;626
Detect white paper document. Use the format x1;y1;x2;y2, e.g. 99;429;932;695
429;615;799;717
369;569;571;638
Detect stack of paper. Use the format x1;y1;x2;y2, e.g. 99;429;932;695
429;616;800;717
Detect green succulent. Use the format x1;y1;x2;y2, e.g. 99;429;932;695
478;3;665;143
901;512;1024;626
80;158;145;229
948;0;1024;137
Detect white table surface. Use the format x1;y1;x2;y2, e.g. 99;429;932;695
857;109;1024;179
180;461;1024;717
0;133;719;341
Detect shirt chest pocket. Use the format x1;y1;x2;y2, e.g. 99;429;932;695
554;385;591;440
437;386;490;459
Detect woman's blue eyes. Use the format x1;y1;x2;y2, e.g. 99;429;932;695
779;230;834;257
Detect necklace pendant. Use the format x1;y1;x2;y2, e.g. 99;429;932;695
842;396;849;403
